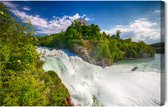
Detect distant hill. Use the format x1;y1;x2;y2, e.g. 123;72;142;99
150;42;164;53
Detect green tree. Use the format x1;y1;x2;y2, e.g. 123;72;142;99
116;30;121;39
0;3;71;106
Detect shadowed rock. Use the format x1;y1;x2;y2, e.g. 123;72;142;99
131;66;138;71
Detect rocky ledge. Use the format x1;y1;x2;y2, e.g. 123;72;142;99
72;44;111;67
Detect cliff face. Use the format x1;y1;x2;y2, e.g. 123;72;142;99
73;44;91;62
71;42;154;67
72;44;111;67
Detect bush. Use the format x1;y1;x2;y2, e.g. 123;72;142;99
0;3;71;106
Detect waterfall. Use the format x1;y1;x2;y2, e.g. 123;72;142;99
36;47;160;106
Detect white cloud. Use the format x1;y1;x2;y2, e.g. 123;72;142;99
154;10;160;13
85;17;94;21
103;18;160;43
11;9;79;34
2;1;18;8
11;10;48;28
23;6;31;11
69;13;81;20
3;2;92;35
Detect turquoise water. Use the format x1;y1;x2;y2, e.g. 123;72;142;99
118;54;164;72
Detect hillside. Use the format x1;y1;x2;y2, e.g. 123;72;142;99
150;42;164;53
38;19;155;67
0;3;72;106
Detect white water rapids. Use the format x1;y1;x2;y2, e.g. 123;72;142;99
36;47;161;106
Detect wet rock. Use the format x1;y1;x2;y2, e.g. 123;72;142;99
73;44;91;62
64;97;74;106
131;66;138;71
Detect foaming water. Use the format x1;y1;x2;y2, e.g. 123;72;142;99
37;47;161;106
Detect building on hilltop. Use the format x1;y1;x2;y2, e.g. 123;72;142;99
72;18;88;27
79;19;88;26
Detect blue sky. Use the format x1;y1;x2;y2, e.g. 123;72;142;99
2;1;162;44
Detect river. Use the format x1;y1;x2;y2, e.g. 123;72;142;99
36;47;162;106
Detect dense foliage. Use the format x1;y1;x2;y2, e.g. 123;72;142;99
0;3;71;106
150;42;164;53
39;19;155;66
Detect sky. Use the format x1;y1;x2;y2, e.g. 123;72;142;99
2;1;163;44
